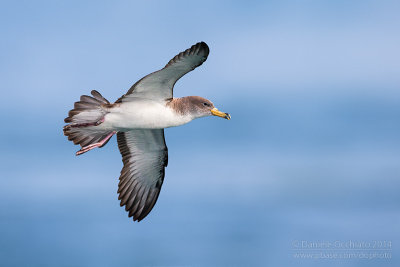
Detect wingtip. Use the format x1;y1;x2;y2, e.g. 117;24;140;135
197;41;209;54
131;214;142;222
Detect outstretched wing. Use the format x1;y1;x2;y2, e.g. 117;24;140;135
117;41;209;102
117;129;168;221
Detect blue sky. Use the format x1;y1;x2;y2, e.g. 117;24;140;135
0;1;399;266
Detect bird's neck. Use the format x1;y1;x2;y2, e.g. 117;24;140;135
167;97;194;116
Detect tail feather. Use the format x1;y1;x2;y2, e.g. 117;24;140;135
63;90;114;150
65;90;110;123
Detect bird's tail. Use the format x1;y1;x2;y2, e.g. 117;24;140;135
63;90;115;154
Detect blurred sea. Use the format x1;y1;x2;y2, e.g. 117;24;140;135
1;89;398;266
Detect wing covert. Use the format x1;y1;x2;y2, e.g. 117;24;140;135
117;41;209;102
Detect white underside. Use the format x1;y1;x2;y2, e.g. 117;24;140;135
97;99;194;131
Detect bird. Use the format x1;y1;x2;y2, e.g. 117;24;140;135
63;42;230;222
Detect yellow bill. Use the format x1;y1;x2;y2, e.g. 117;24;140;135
211;108;231;120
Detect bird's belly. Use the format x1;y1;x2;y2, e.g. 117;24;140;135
101;101;192;130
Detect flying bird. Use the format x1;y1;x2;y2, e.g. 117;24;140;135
63;42;230;221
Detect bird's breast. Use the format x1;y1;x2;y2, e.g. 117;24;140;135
103;100;193;130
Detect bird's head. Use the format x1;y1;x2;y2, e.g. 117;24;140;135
186;96;231;120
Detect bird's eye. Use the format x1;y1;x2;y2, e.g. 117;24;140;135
203;102;209;106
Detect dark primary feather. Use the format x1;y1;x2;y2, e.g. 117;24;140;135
117;41;209;102
117;130;168;221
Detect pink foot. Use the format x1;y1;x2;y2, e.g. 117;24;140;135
76;131;116;156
